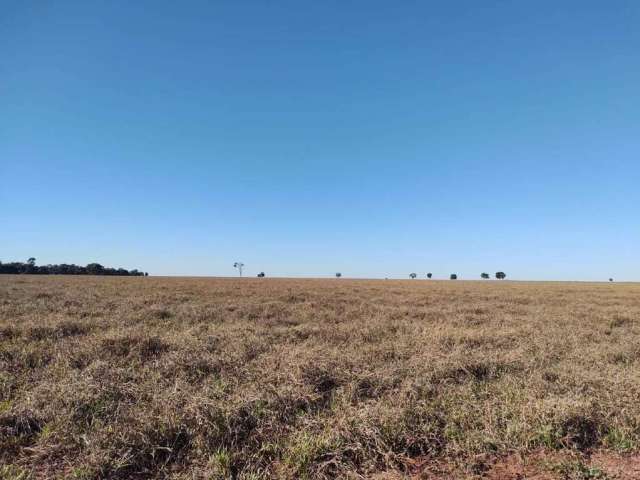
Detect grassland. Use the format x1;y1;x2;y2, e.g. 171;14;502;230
1;276;639;479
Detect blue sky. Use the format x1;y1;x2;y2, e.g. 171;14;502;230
2;1;639;280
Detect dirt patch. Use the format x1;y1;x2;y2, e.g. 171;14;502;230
399;451;640;479
591;451;640;479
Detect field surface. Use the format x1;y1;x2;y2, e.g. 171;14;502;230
1;276;639;479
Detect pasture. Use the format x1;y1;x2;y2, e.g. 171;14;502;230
1;276;639;479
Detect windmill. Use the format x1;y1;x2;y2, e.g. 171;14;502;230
233;262;245;277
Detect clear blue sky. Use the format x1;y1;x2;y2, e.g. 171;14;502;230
2;1;639;280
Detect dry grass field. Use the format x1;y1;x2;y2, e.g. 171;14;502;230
1;276;639;479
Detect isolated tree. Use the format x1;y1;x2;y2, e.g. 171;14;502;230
27;257;36;266
426;273;432;279
257;272;265;278
495;271;506;280
335;272;342;278
409;273;417;279
609;278;613;282
144;272;149;277
450;274;457;280
481;273;490;279
233;262;244;277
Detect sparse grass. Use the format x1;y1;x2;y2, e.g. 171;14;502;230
0;465;32;480
547;460;611;479
1;276;639;478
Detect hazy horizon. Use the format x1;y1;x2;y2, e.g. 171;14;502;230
2;1;639;281
0;257;630;283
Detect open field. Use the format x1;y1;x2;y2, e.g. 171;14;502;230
1;276;639;479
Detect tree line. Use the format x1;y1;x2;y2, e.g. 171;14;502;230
0;258;147;276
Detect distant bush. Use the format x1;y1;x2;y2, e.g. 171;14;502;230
257;272;265;278
481;273;490;279
495;272;506;280
0;258;146;276
427;273;432;279
409;273;417;279
450;274;457;280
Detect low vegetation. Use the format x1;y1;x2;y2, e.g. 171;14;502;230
1;276;639;478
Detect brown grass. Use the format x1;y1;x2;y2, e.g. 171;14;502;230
1;276;639;479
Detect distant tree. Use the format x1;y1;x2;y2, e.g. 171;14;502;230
144;272;149;277
409;273;417;279
335;272;342;278
86;263;105;275
257;272;265;278
23;257;37;273
481;273;490;279
609;278;613;282
495;271;506;280
426;273;432;279
0;261;19;274
233;262;244;277
450;274;457;280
